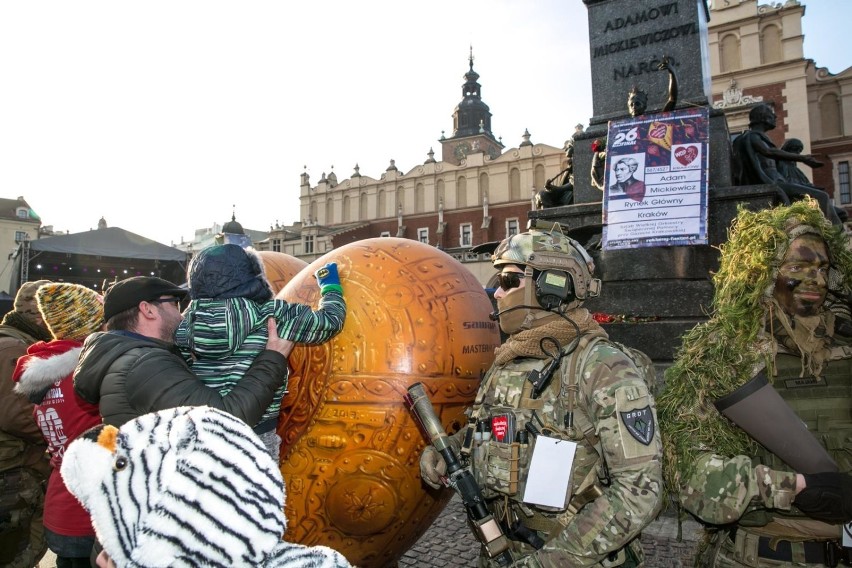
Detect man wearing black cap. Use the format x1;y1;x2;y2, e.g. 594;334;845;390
73;276;294;427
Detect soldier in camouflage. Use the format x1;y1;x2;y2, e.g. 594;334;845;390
420;224;663;567
659;202;852;566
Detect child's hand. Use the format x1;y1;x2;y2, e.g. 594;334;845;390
315;263;342;293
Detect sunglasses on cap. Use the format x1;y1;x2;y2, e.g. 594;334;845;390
496;272;524;291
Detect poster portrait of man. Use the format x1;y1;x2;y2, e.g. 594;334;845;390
608;153;646;202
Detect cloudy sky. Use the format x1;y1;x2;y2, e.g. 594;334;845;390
1;1;849;247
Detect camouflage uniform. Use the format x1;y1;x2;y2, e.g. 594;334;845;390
659;203;852;567
681;352;852;567
421;225;663;566
465;331;663;567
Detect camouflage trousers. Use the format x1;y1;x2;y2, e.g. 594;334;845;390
0;467;47;568
697;529;851;567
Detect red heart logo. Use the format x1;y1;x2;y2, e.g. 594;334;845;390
650;124;667;139
674;145;698;166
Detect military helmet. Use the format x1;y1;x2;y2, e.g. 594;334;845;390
492;222;600;306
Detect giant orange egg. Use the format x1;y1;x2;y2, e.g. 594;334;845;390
257;250;308;294
275;238;499;567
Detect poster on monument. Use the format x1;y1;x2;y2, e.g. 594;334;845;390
602;107;709;250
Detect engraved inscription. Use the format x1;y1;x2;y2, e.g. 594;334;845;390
603;2;680;33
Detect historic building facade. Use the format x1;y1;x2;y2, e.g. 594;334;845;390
257;55;567;285
0;196;42;291
708;0;852;217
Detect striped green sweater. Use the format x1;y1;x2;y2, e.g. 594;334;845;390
174;290;345;430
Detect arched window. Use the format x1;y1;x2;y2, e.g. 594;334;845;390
509;168;521;200
760;25;782;64
820;93;842;138
436;180;445;209
342;196;351;222
415;183;425;211
720;34;741;72
359;193;368;220
479;173;489;204
377;190;386;218
534;164;546;190
325;198;334;224
396;186;405;214
309;200;317;223
457;176;468;208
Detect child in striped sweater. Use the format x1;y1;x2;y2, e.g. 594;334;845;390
174;244;345;460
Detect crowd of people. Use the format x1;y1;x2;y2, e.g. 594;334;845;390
1;251;346;567
2;198;852;567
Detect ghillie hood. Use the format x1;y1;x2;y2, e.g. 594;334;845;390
658;201;852;492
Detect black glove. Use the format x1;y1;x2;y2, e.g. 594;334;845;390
794;472;852;523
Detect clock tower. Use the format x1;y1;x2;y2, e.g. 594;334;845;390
441;48;504;166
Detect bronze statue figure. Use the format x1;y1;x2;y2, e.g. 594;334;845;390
536;140;574;209
592;56;679;193
590;138;607;192
778;138;818;186
626;56;679;118
732;103;842;225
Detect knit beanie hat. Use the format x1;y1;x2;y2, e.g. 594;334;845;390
13;280;52;326
36;283;104;341
187;244;273;302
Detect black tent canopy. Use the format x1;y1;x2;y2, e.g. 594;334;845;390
11;227;189;294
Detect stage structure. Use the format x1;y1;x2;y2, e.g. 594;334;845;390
10;226;189;293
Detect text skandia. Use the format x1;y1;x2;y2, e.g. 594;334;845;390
595;24;698;61
463;321;496;330
623;198;683;207
463;344;494;354
603;2;678;33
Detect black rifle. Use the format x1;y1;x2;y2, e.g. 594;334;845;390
405;382;513;566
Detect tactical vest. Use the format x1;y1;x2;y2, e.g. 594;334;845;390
759;353;852;473
738;353;852;531
468;335;610;518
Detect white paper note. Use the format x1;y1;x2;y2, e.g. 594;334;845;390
522;436;577;508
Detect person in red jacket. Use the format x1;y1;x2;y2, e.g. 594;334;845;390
13;283;104;568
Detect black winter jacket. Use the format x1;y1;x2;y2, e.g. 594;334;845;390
73;331;286;427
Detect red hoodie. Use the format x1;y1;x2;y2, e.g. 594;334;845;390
13;339;100;537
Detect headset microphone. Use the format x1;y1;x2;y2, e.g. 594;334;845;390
489;304;545;322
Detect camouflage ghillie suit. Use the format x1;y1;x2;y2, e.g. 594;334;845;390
658;202;852;567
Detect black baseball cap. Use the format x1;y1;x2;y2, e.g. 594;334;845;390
103;276;188;321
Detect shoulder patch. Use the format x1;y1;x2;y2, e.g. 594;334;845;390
620;406;655;446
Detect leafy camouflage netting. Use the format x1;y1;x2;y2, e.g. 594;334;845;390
658;200;852;496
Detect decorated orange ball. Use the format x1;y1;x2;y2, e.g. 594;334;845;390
275;238;499;567
257;250;308;294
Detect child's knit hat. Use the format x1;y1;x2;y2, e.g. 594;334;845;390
187;244;273;302
36;283;104;341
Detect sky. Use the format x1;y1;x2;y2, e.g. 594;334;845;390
1;1;850;247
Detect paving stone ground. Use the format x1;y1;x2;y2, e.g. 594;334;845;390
39;495;702;567
399;494;703;568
